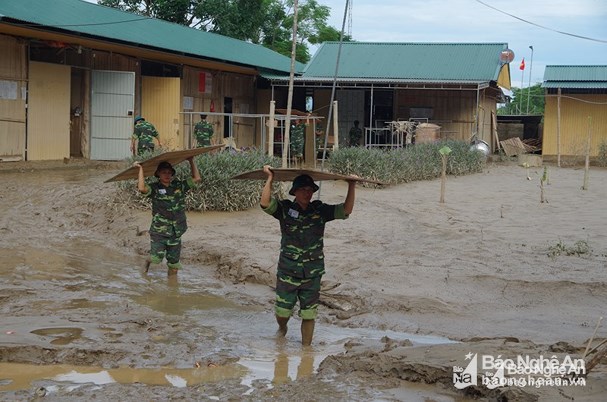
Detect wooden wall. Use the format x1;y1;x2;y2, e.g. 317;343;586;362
0;35;26;160
395;89;478;142
544;93;607;157
181;67;256;148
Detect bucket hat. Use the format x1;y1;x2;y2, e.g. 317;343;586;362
289;174;319;196
154;161;176;177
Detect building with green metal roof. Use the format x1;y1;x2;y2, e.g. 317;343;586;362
0;0;298;161
542;65;607;162
263;41;513;151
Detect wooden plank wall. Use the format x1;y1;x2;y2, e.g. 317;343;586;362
182;67;256;149
0;35;26;160
544;94;607;157
395;89;478;141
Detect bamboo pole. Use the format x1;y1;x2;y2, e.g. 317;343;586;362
332;100;339;150
557;88;562;167
439;146;452;203
268;100;275;156
582;116;592;190
281;0;299;168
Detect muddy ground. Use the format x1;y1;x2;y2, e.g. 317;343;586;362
0;159;606;401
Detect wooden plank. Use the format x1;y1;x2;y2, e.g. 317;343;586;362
231;168;385;185
104;145;224;183
500;137;527;157
492;112;502;152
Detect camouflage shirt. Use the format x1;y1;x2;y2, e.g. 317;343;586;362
194;121;214;147
145;177;196;238
290;123;306;157
263;198;348;278
349;126;363;146
133;121;159;154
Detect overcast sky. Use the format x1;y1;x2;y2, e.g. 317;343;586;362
318;0;607;88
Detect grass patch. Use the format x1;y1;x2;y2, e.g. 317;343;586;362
598;141;607;168
112;148;282;212
327;140;485;184
547;240;591;259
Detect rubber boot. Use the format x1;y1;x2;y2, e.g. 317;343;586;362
301;319;315;346
276;315;289;337
142;258;151;273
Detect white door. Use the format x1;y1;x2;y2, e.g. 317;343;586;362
90;70;135;160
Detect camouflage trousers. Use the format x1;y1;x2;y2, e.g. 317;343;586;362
137;144;154;156
275;271;321;320
150;232;182;270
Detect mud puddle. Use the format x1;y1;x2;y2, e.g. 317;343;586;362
1;237;456;399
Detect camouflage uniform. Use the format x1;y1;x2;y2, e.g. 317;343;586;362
145;176;196;271
262;198;348;319
349;126;363;147
194;120;214;147
133;121;160;155
290;123;306;158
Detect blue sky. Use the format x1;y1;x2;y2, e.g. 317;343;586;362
319;0;607;88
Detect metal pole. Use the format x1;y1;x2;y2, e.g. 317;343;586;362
319;0;350;171
282;0;299;168
520;63;525;114
526;46;534;114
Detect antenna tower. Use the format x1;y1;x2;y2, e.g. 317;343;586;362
347;0;353;37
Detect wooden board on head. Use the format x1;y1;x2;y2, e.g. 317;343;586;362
231;168;385;185
105;145;224;183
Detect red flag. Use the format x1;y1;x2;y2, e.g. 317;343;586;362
519;58;525;70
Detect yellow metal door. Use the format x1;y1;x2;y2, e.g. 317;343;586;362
142;77;181;150
27;62;70;160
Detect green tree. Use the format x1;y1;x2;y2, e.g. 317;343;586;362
498;84;545;116
97;0;350;63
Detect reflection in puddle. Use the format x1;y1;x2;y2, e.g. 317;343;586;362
30;327;84;346
0;363;246;391
133;287;238;315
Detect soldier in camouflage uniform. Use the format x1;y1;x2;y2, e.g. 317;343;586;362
194;114;214;147
131;116;161;156
260;165;356;346
289;119;306;163
348;120;363;147
133;158;201;276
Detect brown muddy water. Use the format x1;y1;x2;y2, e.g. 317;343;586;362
0;238;455;400
0;166;464;400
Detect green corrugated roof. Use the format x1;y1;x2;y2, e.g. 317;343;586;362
265;42;508;83
0;0;299;73
542;65;607;89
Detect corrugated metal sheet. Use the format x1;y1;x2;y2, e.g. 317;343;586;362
542;66;607;89
27;62;70;160
299;42;508;81
0;0;297;73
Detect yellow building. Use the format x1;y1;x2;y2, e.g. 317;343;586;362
542;65;607;163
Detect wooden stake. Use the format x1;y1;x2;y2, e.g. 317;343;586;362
583;316;603;360
582;116;592;190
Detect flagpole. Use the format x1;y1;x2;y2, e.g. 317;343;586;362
519;59;525;114
526;46;534;114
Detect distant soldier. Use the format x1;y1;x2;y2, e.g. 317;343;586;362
133;158;201;276
348;120;363;147
131;116;161;156
194;114;214;147
290;119;306;163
